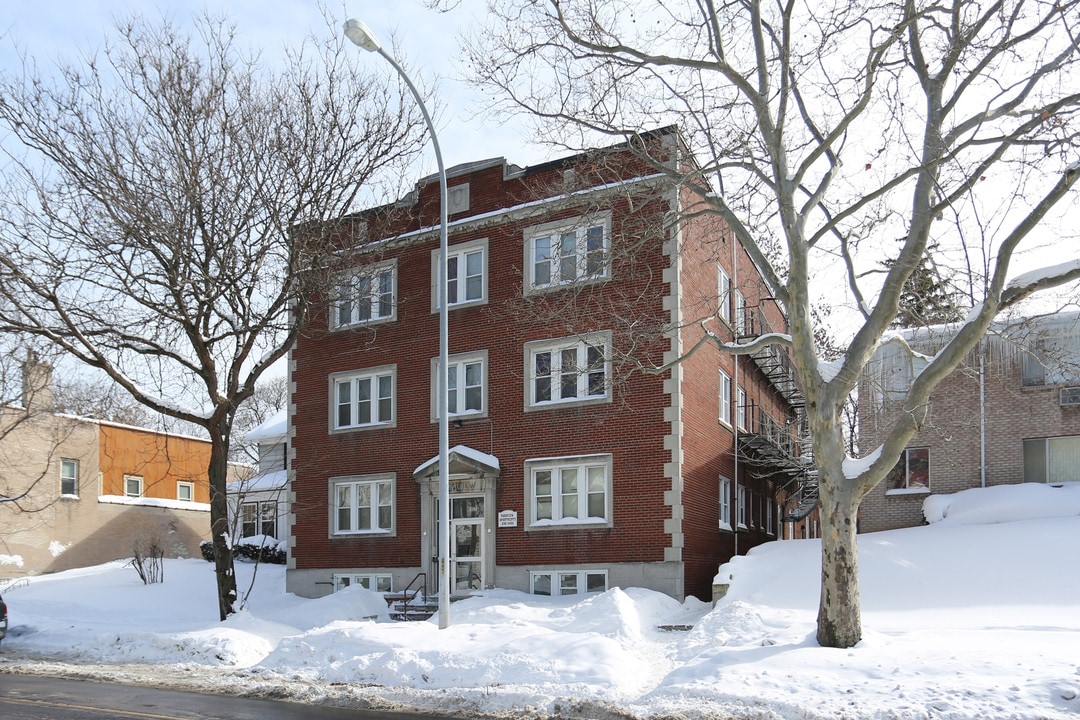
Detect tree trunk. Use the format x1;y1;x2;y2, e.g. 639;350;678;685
815;477;862;648
207;429;237;621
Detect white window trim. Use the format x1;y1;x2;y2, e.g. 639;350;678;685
529;569;608;596
60;458;79;497
329;365;397;432
177;481;195;502
719;370;732;427
124;474;144;498
736;484;747;529
717;265;732;323
328;474;397;537
525;453;614;530
331;259;397;330
431;238;489;311
766;499;775;536
719;476;733;531
430;350;489;421
333;573;393;593
524;331;612;410
523;212;612;294
736;387;747;431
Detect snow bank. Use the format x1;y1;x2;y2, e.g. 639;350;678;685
923;481;1080;524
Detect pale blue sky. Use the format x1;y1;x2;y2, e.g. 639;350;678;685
0;0;548;174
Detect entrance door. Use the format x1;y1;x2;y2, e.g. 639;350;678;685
450;496;484;593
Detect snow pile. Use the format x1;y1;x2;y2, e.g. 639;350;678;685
1;484;1078;719
923;481;1080;524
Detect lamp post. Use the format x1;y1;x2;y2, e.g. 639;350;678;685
344;18;451;630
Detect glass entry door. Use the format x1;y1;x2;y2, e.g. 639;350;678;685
449;495;484;593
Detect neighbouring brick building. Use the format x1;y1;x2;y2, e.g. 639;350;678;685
286;129;812;602
858;311;1080;532
0;357;213;580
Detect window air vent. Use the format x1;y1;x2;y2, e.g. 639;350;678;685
1059;387;1080;406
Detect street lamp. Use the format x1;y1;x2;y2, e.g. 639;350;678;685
344;18;451;630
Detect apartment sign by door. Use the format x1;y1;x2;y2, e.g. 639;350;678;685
497;510;518;528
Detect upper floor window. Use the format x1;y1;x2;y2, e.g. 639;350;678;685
717;265;731;323
525;214;610;292
331;475;394;535
734;290;748;335
719;370;732;426
885;447;930;493
60;458;78;496
333;261;396;329
431;351;488;419
719;476;732;530
1022;331;1080;386
177;481;194;502
525;332;611;408
433;239;488;310
125;475;143;498
526;454;613;528
736;387;747;431
331;366;395;431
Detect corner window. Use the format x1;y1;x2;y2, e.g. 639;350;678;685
885;448;930;493
525;214;611;292
125;475;143;498
331;366;396;431
332;261;396;329
719;476;732;530
432;351;487;419
719;370;732;426
330;475;394;535
177;481;194;502
525;332;611;408
434;239;487;309
1023;436;1080;483
530;570;607;596
60;458;79;496
526;454;612;528
334;573;393;592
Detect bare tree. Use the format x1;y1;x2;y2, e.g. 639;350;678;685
0;12;428;620
231;376;289;464
465;0;1080;646
53;375;154;428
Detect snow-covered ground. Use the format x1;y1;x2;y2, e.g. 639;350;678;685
2;482;1078;719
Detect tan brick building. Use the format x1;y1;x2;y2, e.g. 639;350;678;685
858;312;1080;532
0;360;213;580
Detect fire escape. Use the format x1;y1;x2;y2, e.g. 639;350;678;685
734;306;819;522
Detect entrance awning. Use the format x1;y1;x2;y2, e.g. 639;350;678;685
413;445;501;482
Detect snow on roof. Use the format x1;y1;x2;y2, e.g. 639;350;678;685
244;408;287;444
414;445;500;476
229;469;288;494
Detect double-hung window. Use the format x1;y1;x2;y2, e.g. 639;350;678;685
736;387;747;431
885;448;930;493
526;332;611;408
333;261;396;328
242;501;279;538
734;290;747;335
719;370;732;426
737;484;747;528
525;214;610;291
60;458;78;496
717;265;732;323
332;366;395;430
434;240;487;309
719;476;732;530
527;454;613;528
331;476;394;535
433;351;487;419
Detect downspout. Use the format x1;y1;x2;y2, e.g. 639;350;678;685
979;342;987;487
732;229;740;558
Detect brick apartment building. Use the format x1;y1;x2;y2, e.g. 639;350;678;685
285;129;812;602
0;357;213;580
858;312;1080;532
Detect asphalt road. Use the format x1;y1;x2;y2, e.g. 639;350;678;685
0;674;465;720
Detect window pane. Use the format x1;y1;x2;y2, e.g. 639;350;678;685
337;285;353;327
377;270;393;317
465;386;482;412
907;448;930;489
885;456;907;490
446;255;459;305
533;237;551;285
585;225;604;276
559;232;577;281
535;470;551;496
559;572;578;595
1048;436;1080;483
560;348;578;398
534;351;551;402
358;506;371;530
337;381;352;427
465;251;483;300
356;277;372;321
1023;438;1047;483
586;573;606;593
532;573;551;596
357;378;371;425
447;365;458;414
376;576;392;592
587;345;605;396
561;468;578;518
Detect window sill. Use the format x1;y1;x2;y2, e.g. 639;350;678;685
330;422;397;434
526;395;611;412
885;488;931;496
331;530;394;538
523;274;611;297
718;521;733;532
527;517;611;531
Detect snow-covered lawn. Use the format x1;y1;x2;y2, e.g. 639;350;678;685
1;482;1078;719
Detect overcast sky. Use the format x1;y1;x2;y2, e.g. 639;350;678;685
0;0;551;175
